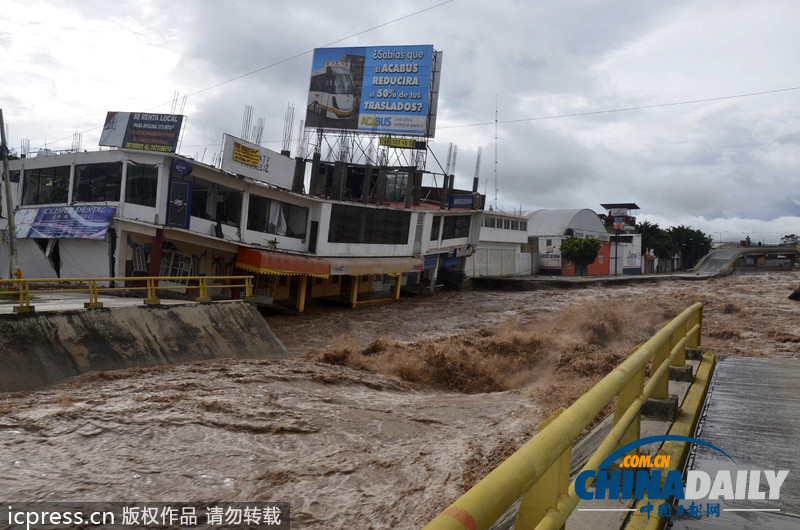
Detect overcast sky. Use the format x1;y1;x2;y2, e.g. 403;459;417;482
2;0;799;244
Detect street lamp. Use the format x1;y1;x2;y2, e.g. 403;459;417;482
714;231;727;245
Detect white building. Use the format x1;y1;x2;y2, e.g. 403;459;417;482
525;209;611;276
599;203;643;275
1;147;482;310
465;211;530;277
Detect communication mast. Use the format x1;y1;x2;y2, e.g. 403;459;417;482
473;146;482;192
494;95;499;210
241;105;254;141
281;104;295;153
71;132;82;153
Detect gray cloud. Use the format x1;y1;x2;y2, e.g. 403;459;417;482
4;0;800;242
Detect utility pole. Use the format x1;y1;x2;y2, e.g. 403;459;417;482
0;109;19;279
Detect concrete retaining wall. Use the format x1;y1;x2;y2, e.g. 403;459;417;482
0;301;290;392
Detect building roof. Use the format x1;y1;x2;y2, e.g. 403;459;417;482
525;208;606;237
600;202;640;210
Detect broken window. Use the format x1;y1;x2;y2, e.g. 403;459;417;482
442;215;471;240
247;194;308;239
74;162;123;202
22;166;70;205
125;162;159;207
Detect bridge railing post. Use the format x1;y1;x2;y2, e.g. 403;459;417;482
144;278;160;305
84;279;104;309
670;326;686;367
244;276;256;301
614;346;645;451
13;279;34;313
516;408;570;530
650;339;672;400
686;305;702;349
195;277;212;303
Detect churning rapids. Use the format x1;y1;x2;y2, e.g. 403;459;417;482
1;271;798;528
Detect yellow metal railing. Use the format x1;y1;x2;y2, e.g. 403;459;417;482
425;302;704;530
0;274;255;313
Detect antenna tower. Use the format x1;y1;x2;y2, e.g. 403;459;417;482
296;120;308;159
241;105;254;141
71;132;82;153
445;142;458;175
282;104;295;152
494;95;499;210
252;117;265;145
473;146;482;193
171;91;187;114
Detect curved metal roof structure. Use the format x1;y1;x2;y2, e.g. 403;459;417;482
524;208;606;237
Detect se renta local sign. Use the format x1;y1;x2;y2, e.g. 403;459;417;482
306;45;439;137
99;112;184;153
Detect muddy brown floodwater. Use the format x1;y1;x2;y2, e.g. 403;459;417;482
1;271;798;528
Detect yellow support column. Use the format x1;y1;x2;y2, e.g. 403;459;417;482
196;277;212;303
84;280;104;309
670;327;686;367
516;408;570;530
13;279;35;313
614;347;645;451
297;274;308;313
393;273;402;300
686;305;703;349
144;278;161;305
244;275;256;301
650;340;671;400
350;275;360;308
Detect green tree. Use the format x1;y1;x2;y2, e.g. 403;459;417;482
781;234;798;246
667;225;711;269
560;237;603;276
637;221;674;260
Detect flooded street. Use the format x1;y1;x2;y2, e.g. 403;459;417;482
1;271;798;528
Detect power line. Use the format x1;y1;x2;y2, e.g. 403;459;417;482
438;86;800;130
191;0;454;98
27;0;455;150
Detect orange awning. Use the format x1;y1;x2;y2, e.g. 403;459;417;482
326;257;424;276
236;248;330;277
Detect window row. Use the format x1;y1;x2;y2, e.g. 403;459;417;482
187;177;242;226
482;216;528;231
247;195;308;239
16;163;311;239
20;162;158;207
442;215;472;240
328;204;411;245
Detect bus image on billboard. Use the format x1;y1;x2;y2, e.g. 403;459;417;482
308;63;356;120
305;45;439;136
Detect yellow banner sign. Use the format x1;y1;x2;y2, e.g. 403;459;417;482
379;137;417;149
233;142;260;166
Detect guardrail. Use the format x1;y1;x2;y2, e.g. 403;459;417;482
0;274;255;313
424;302;704;530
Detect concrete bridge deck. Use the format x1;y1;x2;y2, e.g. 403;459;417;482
670;356;800;529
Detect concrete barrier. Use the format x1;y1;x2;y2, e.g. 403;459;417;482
0;301;289;392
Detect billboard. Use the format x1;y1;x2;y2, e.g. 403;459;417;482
14;206;116;239
99;112;184;153
220;134;295;189
306;45;440;137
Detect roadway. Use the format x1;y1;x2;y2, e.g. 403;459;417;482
691;248;742;274
691;245;799;275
